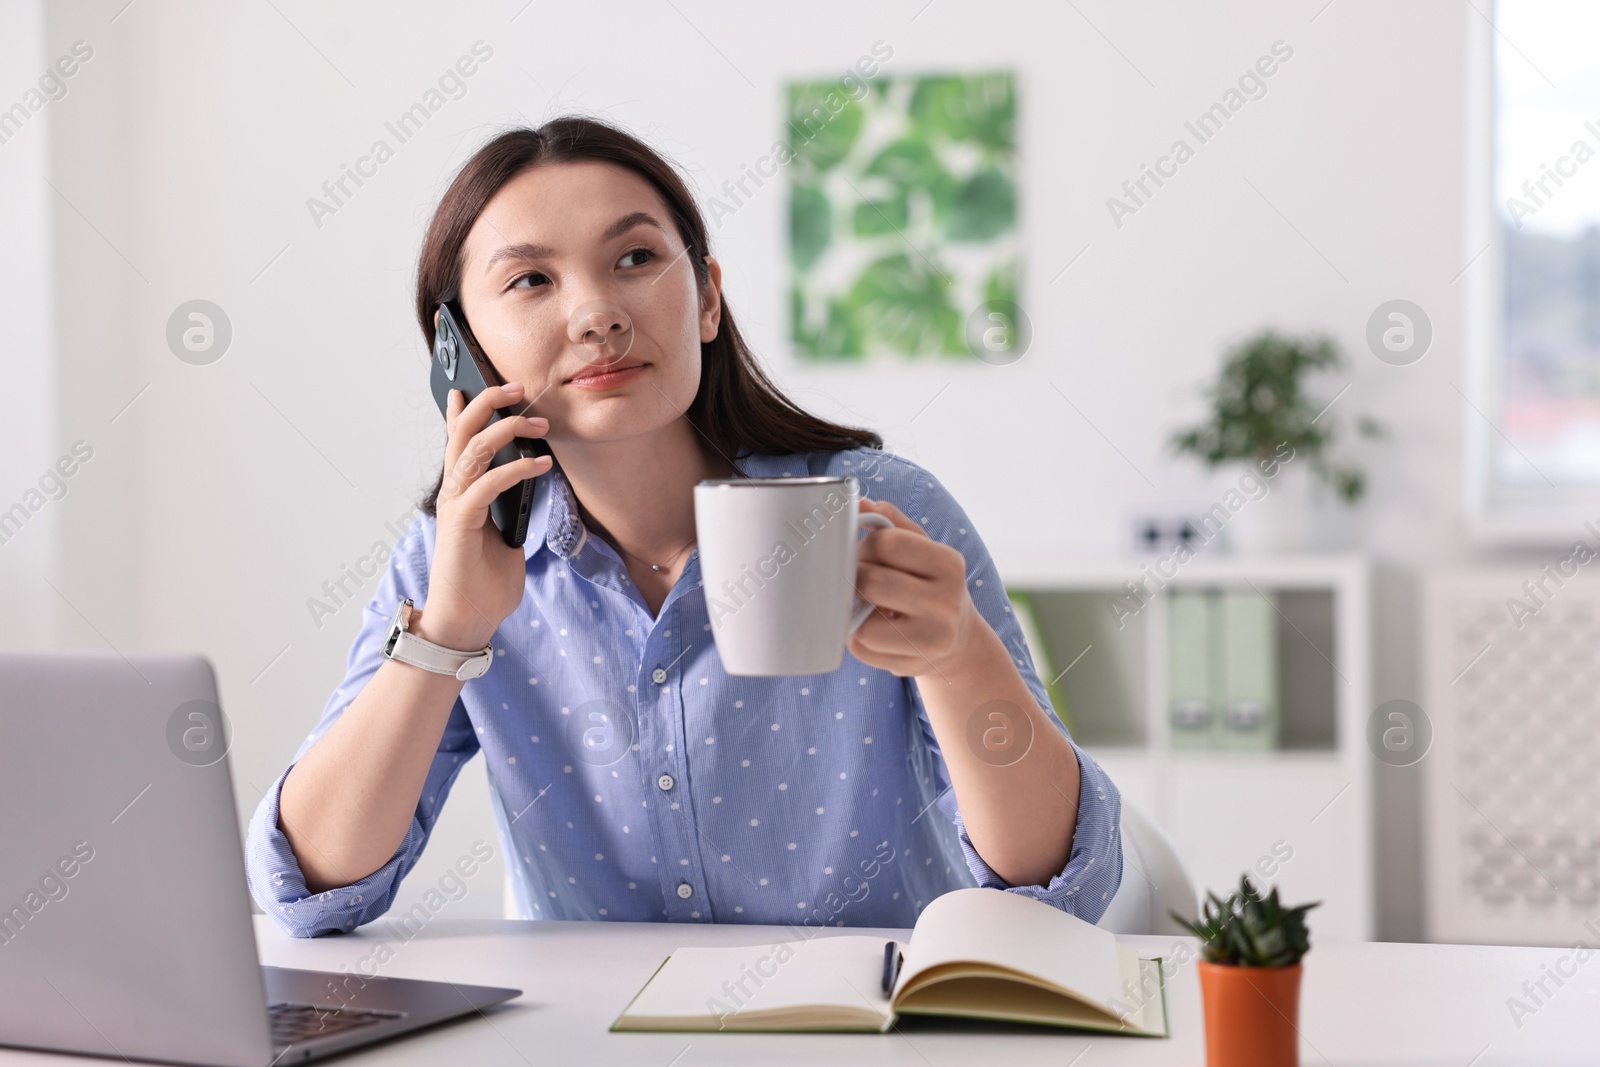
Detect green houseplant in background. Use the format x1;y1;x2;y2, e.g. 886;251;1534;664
1172;330;1383;500
1174;877;1320;1067
1170;331;1384;551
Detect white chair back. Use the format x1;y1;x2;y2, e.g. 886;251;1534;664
1097;802;1198;936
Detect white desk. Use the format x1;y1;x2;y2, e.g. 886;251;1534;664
3;916;1596;1065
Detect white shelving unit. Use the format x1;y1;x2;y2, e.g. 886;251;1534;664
997;553;1373;941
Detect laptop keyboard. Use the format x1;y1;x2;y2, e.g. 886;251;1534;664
269;1001;402;1047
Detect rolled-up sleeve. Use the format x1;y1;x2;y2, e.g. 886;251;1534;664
887;456;1124;924
243;514;483;937
946;744;1123;921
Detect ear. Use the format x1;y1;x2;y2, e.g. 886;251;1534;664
699;255;723;345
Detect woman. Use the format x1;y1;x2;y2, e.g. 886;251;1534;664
245;117;1122;935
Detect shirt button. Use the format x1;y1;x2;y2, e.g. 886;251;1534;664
676;883;693;899
651;668;667;684
657;774;675;792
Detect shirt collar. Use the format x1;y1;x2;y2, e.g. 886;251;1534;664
523;450;807;561
523;464;585;561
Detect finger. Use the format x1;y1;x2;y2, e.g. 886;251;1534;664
847;622;927;672
857;529;962;582
858;498;925;536
851;598;932;649
453;380;527;445
852;559;925;616
849;629;920;674
445;381;526;472
443;389;465;473
456;453;552;515
470;414;550;464
443;419;548;501
445;387;465;437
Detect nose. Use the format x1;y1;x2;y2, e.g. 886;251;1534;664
567;299;634;364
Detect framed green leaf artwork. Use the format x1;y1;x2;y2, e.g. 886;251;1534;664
786;71;1021;360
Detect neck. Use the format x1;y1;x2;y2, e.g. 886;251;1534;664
553;419;735;567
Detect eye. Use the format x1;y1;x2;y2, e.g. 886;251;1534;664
619;247;655;269
507;271;549;290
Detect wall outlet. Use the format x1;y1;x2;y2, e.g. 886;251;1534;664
1129;514;1220;556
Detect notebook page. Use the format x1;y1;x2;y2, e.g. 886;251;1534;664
622;936;896;1024
896;888;1123;1013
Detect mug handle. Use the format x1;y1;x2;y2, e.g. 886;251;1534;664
847;511;895;633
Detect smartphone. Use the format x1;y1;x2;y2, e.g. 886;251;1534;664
429;300;548;548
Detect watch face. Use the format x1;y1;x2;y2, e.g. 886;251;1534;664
383;598;414;657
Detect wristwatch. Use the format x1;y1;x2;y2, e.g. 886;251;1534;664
381;598;494;681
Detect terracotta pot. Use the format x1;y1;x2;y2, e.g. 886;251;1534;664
1196;961;1303;1067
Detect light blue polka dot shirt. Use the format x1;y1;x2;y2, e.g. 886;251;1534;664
244;447;1122;936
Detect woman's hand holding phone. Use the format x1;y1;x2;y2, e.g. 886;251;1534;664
417;381;551;651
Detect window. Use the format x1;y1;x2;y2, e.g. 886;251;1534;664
1489;1;1600;499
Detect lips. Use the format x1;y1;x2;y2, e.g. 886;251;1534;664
565;359;646;384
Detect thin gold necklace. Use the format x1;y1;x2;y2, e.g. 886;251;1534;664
576;502;695;573
614;536;695;573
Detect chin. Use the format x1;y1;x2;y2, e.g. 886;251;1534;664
557;404;686;446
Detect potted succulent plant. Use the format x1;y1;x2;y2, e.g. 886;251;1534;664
1173;877;1320;1067
1171;331;1384;552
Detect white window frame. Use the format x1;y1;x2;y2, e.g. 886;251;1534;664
1464;0;1600;545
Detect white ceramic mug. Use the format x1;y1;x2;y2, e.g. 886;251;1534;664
694;476;893;676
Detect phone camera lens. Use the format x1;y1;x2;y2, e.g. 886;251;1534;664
434;329;458;378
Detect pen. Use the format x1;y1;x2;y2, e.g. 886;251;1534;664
881;941;902;996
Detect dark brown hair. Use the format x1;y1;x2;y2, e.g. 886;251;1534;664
414;116;882;514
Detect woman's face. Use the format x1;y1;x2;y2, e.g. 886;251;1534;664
454;160;720;448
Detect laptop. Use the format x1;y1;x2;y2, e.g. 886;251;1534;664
0;649;521;1066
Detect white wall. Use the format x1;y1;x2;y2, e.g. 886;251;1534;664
17;0;1482;937
0;0;59;645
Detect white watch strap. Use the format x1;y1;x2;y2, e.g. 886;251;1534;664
389;629;494;681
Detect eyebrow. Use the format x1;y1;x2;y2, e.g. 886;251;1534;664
482;211;668;274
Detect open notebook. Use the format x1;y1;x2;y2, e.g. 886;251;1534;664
612;888;1168;1036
